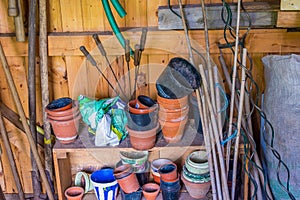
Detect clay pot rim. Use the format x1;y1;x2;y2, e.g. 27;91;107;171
47;109;80;121
120;151;148;165
64;186;84;198
151;158;173;171
46;101;79;117
158;115;188;126
114;164;133;179
47;97;73;111
47;112;81;123
186;151;208;167
159;105;189;113
126;123;159;138
142;182;160;192
128;100;158;114
157;94;188;104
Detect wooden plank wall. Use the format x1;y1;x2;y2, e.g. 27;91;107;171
0;0;299;194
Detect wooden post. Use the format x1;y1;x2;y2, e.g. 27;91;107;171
14;0;25;42
8;0;18;16
0;42;55;200
39;0;54;188
0;112;25;200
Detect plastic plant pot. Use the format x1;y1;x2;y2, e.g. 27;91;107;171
158;163;178;182
137;95;156;108
90;168;118;200
125;106;158;131
47;97;73;111
64;186;84;200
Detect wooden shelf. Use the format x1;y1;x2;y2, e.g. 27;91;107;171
53;120;205;200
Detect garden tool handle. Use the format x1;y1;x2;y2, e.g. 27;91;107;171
125;39;131;62
134;44;140;66
92;34;107;57
8;0;18;16
79;46;97;66
140;28;148;52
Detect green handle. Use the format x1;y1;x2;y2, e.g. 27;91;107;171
110;0;126;18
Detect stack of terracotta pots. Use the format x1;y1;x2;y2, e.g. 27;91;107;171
181;150;211;199
126;95;159;150
46;97;81;144
157;94;189;143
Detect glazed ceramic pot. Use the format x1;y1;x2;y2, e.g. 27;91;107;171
126;124;159;150
47;113;81;144
185;150;209;175
157;95;188;110
181;172;211;199
182;165;210;183
120;151;149;173
90;168;118;200
114;164;140;194
159;116;188;143
158;162;178;182
160;177;181;200
64;186;84;200
142;183;160;200
158;105;189;122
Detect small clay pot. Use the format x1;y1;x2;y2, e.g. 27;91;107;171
151;170;161;184
158;163;178;182
181;173;211;199
114;165;140;194
64;186;84;200
113;164;133;180
159;116;188;143
142;183;160;200
157;95;188;110
126;124;159;150
158;105;189;122
128;100;158;114
46;100;79;117
47;97;73;111
47;109;80;121
48;114;81;144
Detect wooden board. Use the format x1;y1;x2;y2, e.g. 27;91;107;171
158;4;277;30
277;11;300;27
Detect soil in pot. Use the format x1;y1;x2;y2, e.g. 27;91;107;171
64;186;84;200
126;124;159;150
181;173;211;199
142;183;160;200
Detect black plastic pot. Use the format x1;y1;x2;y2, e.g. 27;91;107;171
121;187;142;200
189;95;203;134
125;106;158;131
137;95;156;107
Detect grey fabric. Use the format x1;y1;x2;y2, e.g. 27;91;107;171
262;54;300;199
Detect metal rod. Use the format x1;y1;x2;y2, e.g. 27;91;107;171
39;0;54;193
125;39;132;97
133;44;140;99
0;112;25;200
28;0;42;198
92;34;127;100
226;0;242;176
0;42;55;200
231;48;247;199
79;46;119;95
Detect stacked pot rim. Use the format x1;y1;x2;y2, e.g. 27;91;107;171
157;94;189;143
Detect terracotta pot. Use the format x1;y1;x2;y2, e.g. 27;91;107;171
47;109;80;121
158;105;189;122
128;100;158;114
159;116;188;143
114;165;140;194
46;100;79;117
126;124;159;150
47;97;73;111
120;151;149;173
185;150;209;175
158;162;178;182
64;186;84;200
157;95;188;110
151;170;161;184
113;164;133;180
142;183;160;200
48;114;81;144
181;173;211;199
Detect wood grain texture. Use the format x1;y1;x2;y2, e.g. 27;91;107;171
60;0;83;32
48;0;62;32
277;11;300;28
81;0;105;31
0;0;15;33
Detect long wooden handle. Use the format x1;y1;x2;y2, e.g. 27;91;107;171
8;0;18;16
14;0;25;42
0;42;55;200
0;113;26;200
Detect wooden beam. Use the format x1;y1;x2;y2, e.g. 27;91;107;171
277;11;300;28
158;3;277;30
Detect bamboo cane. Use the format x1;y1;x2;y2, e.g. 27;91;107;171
198;65;230;199
213;66;223;145
0;112;25;200
8;0;18;16
14;0;25;42
39;0;54;188
231;48;247;199
196;90;218;200
244;144;250;200
0;42;55;200
226;0;242;174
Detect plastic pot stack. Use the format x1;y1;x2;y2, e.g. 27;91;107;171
181;150;211;199
46;97;81;144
